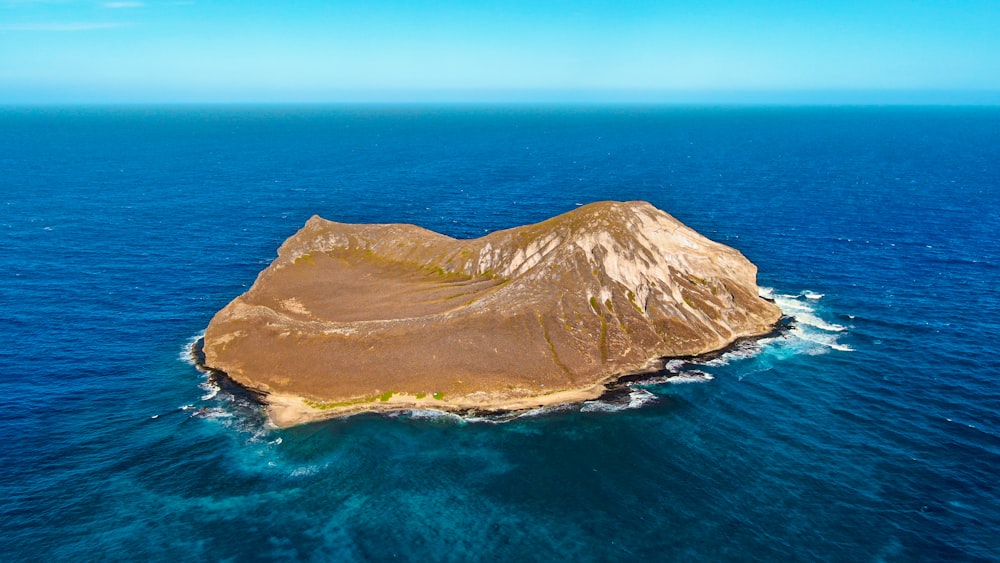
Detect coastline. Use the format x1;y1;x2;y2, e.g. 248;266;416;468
262;384;612;427
191;318;787;428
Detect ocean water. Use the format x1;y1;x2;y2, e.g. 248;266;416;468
1;105;998;561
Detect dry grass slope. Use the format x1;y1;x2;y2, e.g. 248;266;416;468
201;201;781;426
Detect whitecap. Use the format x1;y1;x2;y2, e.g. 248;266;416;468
192;407;234;420
789;326;854;353
244;425;274;444
289;466;321;478
581;388;656;413
769;290;853;354
773;294;813;314
626;388;657;408
198;378;221;400
580;400;625;413
404;409;468;423
665;371;715;384
794;312;847;332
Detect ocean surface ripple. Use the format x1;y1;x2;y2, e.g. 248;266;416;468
1;105;998;561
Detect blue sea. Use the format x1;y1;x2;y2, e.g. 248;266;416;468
1;105;998;561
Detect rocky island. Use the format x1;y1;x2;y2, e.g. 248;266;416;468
199;201;781;427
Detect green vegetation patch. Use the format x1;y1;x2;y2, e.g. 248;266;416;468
304;395;375;410
627;290;644;314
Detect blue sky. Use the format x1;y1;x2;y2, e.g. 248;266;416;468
1;0;998;103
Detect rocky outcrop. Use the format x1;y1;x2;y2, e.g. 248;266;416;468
200;201;781;426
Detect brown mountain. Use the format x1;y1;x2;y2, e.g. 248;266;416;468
200;201;781;426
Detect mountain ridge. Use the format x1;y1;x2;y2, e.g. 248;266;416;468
200;201;781;426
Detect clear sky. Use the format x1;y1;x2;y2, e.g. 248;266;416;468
1;0;999;103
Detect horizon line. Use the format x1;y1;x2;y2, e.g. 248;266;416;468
3;89;1000;106
0;89;1000;107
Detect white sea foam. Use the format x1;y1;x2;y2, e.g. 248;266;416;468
699;339;768;366
795;311;847;332
245;425;273;444
772;294;813;314
178;331;204;366
404;409;469;423
627;388;657;408
288;466;322;478
199;380;220;401
514;405;573;420
581;388;657;413
663;359;686;373
580;400;624;413
679;289;852;375
774;290;853;354
790;326;855;353
666;370;715;384
192;407;234;420
637;369;716;386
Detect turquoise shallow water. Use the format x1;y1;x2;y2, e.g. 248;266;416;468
1;105;998;560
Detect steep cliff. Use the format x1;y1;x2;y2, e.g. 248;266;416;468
201;201;781;426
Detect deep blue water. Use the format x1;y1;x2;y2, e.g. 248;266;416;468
1;105;998;561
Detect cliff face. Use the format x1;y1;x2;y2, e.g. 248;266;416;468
201;201;781;425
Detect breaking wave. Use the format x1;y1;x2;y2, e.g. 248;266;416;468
758;288;855;355
581;388;658;413
637;289;854;389
178;331;204;366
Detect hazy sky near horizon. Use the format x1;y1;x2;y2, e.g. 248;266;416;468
1;0;999;103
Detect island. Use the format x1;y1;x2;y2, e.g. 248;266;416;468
198;201;782;427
